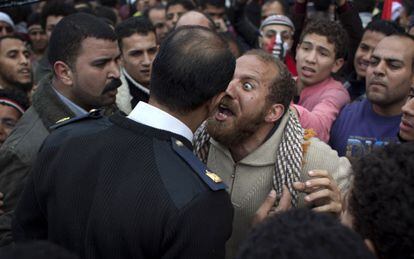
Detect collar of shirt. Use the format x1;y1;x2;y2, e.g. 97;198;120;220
122;68;150;95
53;88;88;117
127;101;193;143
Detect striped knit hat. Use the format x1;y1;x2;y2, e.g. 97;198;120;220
260;14;295;31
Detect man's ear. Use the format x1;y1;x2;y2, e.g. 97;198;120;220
53;61;73;86
364;239;377;257
295;43;301;61
331;58;345;73
265;103;284;123
258;35;264;48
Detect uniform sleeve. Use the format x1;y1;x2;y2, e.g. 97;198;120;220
161;190;234;259
293;88;350;143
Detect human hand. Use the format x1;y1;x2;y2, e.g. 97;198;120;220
251;186;292;227
293;170;341;215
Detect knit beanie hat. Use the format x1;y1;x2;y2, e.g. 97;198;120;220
260;14;294;31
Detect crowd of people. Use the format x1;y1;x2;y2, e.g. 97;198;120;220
0;0;413;258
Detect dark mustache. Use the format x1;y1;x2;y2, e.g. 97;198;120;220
102;78;122;94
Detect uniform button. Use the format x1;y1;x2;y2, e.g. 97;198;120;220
231;174;235;178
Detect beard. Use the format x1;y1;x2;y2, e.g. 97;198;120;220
206;105;267;148
15;82;33;92
1;74;33;92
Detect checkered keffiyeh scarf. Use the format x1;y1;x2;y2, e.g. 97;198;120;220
193;109;304;207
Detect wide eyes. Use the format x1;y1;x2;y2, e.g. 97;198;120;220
242;82;254;91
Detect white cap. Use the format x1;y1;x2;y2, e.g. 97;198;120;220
0;12;14;28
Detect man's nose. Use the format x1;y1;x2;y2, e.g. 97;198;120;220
225;79;239;98
305;50;316;64
109;61;121;79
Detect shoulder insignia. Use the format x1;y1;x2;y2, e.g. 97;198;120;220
171;137;227;191
56;117;70;124
50;109;104;130
206;170;222;183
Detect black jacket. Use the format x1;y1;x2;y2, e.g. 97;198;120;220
13;114;234;259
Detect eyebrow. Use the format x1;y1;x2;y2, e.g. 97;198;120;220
6;49;19;55
371;54;404;63
92;53;121;64
302;40;331;52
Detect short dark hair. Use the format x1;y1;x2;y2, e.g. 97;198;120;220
144;3;166;18
27;12;41;28
0;241;79;259
299;18;349;59
349;143;414;259
313;0;331;11
48;13;117;70
353;0;376;13
150;26;235;113
244;49;295;114
115;16;155;51
0;88;30;112
40;0;77;30
200;0;225;9
237;209;375;259
166;0;196;13
95;6;118;27
262;0;289;15
365;19;405;36
0;34;25;47
99;0;119;8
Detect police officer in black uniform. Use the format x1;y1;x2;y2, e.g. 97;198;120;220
12;26;236;259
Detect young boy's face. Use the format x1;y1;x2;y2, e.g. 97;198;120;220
295;33;343;86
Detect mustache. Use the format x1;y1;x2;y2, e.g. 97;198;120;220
369;77;386;86
102;78;122;94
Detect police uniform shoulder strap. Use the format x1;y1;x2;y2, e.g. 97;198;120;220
171;137;227;191
50;109;104;131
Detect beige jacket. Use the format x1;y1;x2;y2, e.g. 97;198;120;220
206;112;351;259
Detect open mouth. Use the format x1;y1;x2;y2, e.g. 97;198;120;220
357;60;369;71
301;66;316;77
18;68;31;75
215;103;234;121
